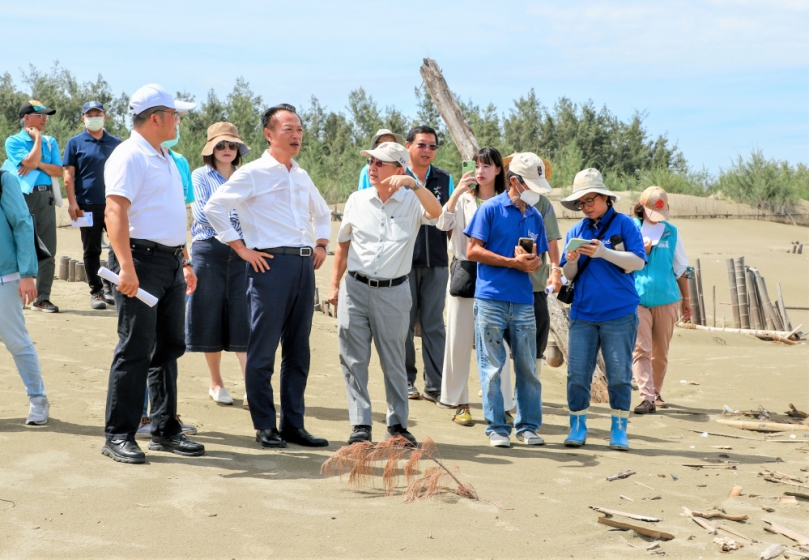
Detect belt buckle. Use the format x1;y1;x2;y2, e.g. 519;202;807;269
174;247;184;256
299;247;313;257
368;278;380;288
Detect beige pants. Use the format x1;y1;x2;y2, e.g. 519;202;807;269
632;302;679;402
441;286;514;409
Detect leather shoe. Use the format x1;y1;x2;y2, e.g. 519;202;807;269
348;425;372;445
386;424;417;446
148;433;205;456
281;427;329;447
102;438;145;464
256;428;287;448
633;400;656;414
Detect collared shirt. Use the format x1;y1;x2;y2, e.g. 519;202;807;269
0;171;37;279
104;130;187;247
464;191;549;305
191;165;242;243
4;129;63;190
168;149;194;204
338;186;438;279
204;151;331;250
63;130;122;205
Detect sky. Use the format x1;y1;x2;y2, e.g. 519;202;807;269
2;0;807;174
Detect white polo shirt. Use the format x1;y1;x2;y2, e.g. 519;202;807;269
104;130;187;247
338;186;437;280
204;151;331;249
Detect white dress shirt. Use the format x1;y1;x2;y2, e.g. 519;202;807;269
203;151;331;249
104;130;187;246
435;192;479;261
338;186;437;279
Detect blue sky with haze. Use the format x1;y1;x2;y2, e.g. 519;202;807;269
2;0;807;174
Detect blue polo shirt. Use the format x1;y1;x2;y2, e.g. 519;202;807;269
560;206;646;322
464;191;549;305
63;130;122;205
168;149;194;204
4;129;63;191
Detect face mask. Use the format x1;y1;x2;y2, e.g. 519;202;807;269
162;126;180;148
517;181;540;206
84;116;104;132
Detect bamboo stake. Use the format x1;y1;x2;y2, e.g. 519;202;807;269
687;273;702;325
753;269;783;331
726;259;741;328
675;321;801;339
776;283;793;331
734;257;750;329
746;268;764;329
717;418;808;432
712;285;716;327
696;259;707;326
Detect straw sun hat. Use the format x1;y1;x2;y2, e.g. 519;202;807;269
201;122;251;157
560;168;620;211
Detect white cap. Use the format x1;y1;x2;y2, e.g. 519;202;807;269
360;142;409;167
129;83;196;115
508;152;552;194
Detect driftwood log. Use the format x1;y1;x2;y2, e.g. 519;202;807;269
420;57;611;402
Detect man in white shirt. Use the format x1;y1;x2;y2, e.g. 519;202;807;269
204;104;331;449
327;142;442;446
102;84;203;464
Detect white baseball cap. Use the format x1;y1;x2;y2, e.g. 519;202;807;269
129;83;196;115
508;152;552;193
360;142;409;167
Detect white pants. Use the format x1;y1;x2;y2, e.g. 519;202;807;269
440;286;514;408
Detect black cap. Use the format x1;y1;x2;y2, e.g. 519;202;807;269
19;100;56;118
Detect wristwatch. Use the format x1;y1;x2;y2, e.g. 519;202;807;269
182;259;193;268
410;177;424;191
316;244;329;252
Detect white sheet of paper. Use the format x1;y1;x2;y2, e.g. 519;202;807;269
71;213;94;228
97;267;158;307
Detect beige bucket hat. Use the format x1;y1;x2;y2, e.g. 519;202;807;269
201;122;251;157
370;128;405;149
360;142;409;166
561;168;620;211
639;186;670;221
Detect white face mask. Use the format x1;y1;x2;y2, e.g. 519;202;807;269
84;116;104;132
517;181;540;206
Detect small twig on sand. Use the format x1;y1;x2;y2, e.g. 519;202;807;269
0;498;15;508
716;524;759;543
618;535;641;550
634;481;656;491
607;469;636;481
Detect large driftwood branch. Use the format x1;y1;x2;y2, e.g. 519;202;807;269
419;59;478;160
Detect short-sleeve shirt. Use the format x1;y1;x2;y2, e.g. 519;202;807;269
338;186;437;279
63;130;122;205
4;130;63;189
464;191;549;305
104;130;187;247
168;150;194;204
529;195;562;291
560;206;646;322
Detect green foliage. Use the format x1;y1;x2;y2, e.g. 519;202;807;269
716;150;803;212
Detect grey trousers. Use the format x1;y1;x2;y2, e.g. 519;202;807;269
23;189;57;302
338;274;412;428
405;266;448;392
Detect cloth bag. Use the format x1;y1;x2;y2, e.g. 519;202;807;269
449;258;477;298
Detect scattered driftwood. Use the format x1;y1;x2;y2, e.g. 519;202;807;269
597;517;674;540
675;321;802;343
786;549;809;559
717;418;808;433
685;429;763;441
683;507;717;534
692;510;749;522
759;470;809;489
589;506;660;523
763;520;809;546
759;543;786;560
683;463;737;470
785;491;809;500
606;469;636;482
717;524;759;543
788;404;808;419
714;536;740;551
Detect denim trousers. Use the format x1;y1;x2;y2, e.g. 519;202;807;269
567;310;638;412
0;279;46;398
474;298;542;437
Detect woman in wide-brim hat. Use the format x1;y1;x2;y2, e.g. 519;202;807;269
559;168;647;451
187;122;252;407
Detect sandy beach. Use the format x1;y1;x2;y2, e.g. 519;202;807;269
1;216;807;559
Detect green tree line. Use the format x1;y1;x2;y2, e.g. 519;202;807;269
1;64;806;209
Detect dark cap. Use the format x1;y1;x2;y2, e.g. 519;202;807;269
82;101;105;115
19;100;56;118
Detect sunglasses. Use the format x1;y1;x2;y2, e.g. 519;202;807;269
367;157;400;168
415;142;438;151
215;141;239;151
574;195;600;209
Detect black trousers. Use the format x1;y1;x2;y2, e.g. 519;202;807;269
245;252;314;432
533;291;551;360
104;245;186;440
79;204;109;295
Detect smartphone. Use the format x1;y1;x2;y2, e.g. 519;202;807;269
462;160;476;176
518;237;535;253
566;238;594;252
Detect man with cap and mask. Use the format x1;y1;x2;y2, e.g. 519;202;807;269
101;84;203;464
357;128;405;191
63;101;122;310
3;100;63;313
464;152;549;448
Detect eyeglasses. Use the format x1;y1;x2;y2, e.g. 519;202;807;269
154;109;180;120
415;142;438;151
574;195;600;209
367;157;400;168
215;141;239;151
29;113;48;119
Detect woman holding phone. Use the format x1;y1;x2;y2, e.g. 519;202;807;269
435;147;512;426
559;168;646;450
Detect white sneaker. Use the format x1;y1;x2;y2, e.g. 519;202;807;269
136;417;152;438
25;396;50;425
489;433;510;448
517;430;545;446
209;386;233;405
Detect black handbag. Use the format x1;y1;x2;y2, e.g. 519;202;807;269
449;257;477;298
0;170;51;262
557;212;619;305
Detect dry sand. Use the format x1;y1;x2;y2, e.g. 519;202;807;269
1;217;808;559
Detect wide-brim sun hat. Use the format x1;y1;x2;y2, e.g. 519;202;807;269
370;128;405;148
561;168;620;211
639;185;670;221
201;122;251;157
505;152;553;193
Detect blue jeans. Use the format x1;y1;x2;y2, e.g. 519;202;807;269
567;311;638;412
0;279;45;398
474;298;542;437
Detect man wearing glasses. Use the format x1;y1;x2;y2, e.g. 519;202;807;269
101;84;203;464
327;142;442;445
3;101;63;313
205;104;332;449
403;125;454;403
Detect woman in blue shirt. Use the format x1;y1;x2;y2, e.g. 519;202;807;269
187;123;251;407
560;168;646;450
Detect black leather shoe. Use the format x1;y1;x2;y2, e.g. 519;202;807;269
102;288;115;305
256;428;287;448
386;424;417;446
102;438;145;464
348;425;372;445
281;427;329;447
148;433;205;456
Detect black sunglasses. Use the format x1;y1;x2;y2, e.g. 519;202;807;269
215;141;239;151
415;142;438;151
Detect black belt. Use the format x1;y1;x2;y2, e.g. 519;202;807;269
349;271;407;288
257;246;313;257
32;185;52;192
130;238;185;256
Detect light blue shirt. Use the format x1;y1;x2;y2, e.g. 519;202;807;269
4;129;62;192
191;165;242;242
168;149;194;203
357;163;455;195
